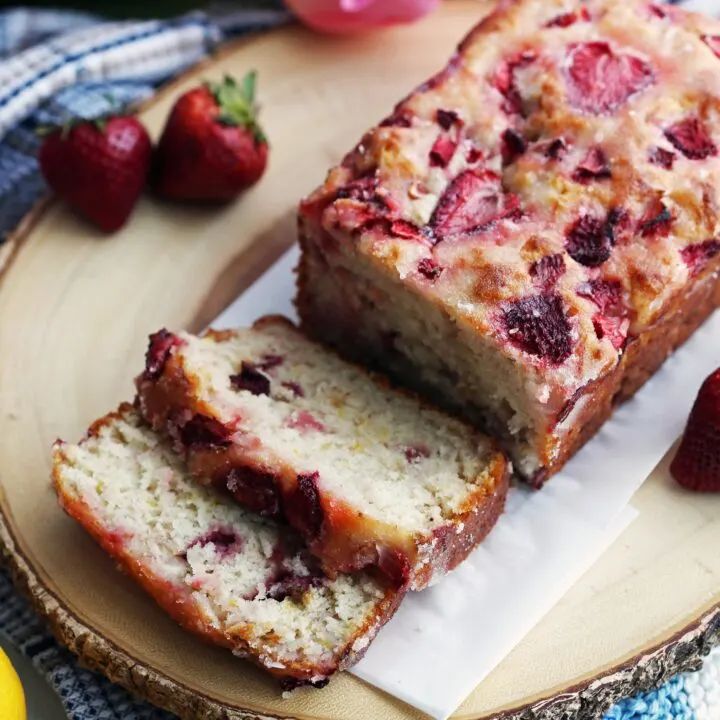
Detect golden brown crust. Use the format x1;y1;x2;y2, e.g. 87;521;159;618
135;323;509;590
416;455;510;587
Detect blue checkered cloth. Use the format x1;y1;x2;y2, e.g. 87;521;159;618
0;4;717;720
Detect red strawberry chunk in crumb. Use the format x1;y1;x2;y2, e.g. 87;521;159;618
466;146;485;164
144;329;182;380
702;35;720;58
529;254;566;290
266;568;324;602
223;468;280;517
403;444;431;463
285;410;327;434
670;368;720;492
638;201;672;238
336;173;381;203
282;381;304;397
429;134;458;168
430;170;498;234
436;109;460;130
185;527;244;560
566;42;654;115
681;239;720;275
256;354;284;371
546;8;590;28
501;293;573;364
545;137;568;160
261;540;326;602
592;314;629;350
664;117;717;160
648;146;675;169
230;362;271;396
286;472;324;538
378;546;412;587
179;415;232;448
417;257;443;280
573;146;612;183
577;279;625;316
390;219;429;243
566;214;614;267
493;51;536;115
577;279;628;350
649;3;668;18
501;128;527;166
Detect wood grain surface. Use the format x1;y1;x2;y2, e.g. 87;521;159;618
0;3;719;718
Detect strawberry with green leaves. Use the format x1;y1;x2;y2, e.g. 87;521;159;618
153;72;268;201
670;368;720;492
38;116;153;233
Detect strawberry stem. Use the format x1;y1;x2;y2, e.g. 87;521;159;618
208;71;267;145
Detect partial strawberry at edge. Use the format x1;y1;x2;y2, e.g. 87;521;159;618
152;71;269;201
670;368;720;492
38;116;152;233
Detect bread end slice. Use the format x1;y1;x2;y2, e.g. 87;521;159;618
52;404;401;688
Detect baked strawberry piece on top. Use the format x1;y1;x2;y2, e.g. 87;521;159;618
297;0;720;486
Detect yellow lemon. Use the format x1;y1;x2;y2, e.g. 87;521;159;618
0;647;26;720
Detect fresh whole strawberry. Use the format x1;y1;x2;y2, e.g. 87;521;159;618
670;368;720;492
153;72;268;201
39;116;152;233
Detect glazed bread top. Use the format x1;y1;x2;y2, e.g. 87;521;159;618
300;0;720;421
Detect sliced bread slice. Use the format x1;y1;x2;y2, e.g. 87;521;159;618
52;404;401;688
135;315;509;590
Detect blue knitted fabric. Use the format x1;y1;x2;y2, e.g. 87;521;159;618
604;675;695;720
0;4;717;720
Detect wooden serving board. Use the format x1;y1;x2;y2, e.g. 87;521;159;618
1;3;719;718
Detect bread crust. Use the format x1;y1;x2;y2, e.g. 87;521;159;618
135;319;509;590
52;405;403;687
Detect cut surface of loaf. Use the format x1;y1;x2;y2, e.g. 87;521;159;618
52;405;401;687
135;316;509;590
296;0;720;486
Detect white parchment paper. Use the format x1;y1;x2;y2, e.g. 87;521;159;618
212;245;719;718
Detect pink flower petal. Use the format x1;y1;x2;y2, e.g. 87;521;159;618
285;0;440;34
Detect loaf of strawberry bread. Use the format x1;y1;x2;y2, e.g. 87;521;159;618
296;0;720;486
135;316;508;590
52;405;401;688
